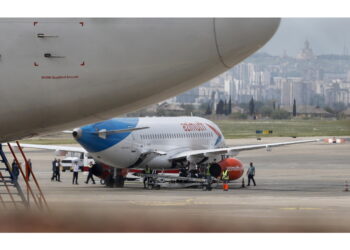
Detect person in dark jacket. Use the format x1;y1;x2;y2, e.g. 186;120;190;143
51;158;57;181
27;159;32;181
85;162;96;184
55;159;61;182
11;160;20;183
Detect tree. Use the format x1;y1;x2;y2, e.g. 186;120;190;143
271;109;290;120
223;100;228;115
260;106;273;117
216;100;224;115
228;97;232;115
249;97;255;116
293;99;297;117
205;102;212;115
180;104;195;116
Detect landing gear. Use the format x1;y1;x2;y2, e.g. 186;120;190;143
105;168;125;188
144;177;160;190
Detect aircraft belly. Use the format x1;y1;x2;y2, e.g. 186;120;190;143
90;140;138;168
0;18;279;142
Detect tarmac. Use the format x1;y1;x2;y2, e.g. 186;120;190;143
0;137;349;232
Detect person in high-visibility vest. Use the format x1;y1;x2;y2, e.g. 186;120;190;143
143;166;152;189
222;168;230;191
222;169;229;184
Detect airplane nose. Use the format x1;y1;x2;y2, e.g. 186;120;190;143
214;18;280;68
72;128;82;139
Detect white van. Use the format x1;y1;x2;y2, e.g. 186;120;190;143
60;153;94;172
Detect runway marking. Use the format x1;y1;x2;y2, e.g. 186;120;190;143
129;198;198;207
280;207;322;210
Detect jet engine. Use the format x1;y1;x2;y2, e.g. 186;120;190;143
209;158;244;180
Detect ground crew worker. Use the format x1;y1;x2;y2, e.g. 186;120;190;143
72;160;79;185
85;162;96;184
51;158;57;181
206;165;212;191
222;168;230;191
143;166;151;188
222;168;229;184
27;159;32;181
11;160;20;183
247;162;256;186
55;159;61;182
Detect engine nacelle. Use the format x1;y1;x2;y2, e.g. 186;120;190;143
210;158;244;180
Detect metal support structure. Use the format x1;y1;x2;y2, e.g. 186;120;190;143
15;141;49;210
7;143;39;208
0;142;49;210
0;144;28;208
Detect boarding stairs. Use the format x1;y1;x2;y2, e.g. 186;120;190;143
0;142;49;210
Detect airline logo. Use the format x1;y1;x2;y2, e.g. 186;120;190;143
180;122;207;132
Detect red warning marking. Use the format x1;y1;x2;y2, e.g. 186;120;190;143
80;61;85;66
33;22;38;26
79;22;84;27
34;62;39;67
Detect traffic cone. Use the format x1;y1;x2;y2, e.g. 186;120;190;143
241;178;245;188
344;181;349;192
223;183;229;191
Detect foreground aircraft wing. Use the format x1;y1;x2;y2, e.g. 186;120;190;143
169;139;320;160
4;143;86;154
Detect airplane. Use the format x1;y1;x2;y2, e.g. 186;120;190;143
0;18;280;143
13;116;320;188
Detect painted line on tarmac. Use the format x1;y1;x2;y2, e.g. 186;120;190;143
129;198;202;207
279;207;322;210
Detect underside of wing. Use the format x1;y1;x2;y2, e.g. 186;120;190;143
169;139;320;161
4;143;86;154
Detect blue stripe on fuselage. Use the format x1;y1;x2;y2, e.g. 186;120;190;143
76;118;139;153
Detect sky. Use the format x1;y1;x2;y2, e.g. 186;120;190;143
259;18;350;56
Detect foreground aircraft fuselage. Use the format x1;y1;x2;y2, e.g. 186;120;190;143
0;18;280;142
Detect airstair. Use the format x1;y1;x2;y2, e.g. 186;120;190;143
0;142;49;210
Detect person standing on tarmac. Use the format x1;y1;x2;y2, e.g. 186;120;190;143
11;160;20;183
55;159;61;182
247;162;256;186
85;162;96;184
222;168;229;184
143;166;151;188
205;165;212;191
51;158;57;181
27;159;32;181
72;160;80;185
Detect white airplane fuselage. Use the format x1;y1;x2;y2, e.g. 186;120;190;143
74;117;225;169
0;18;280;142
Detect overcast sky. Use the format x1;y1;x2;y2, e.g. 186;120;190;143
259;18;350;56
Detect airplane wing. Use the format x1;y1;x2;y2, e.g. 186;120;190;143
4;143;86;154
169;139;320;160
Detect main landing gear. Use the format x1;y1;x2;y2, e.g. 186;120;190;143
105;168;125;188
